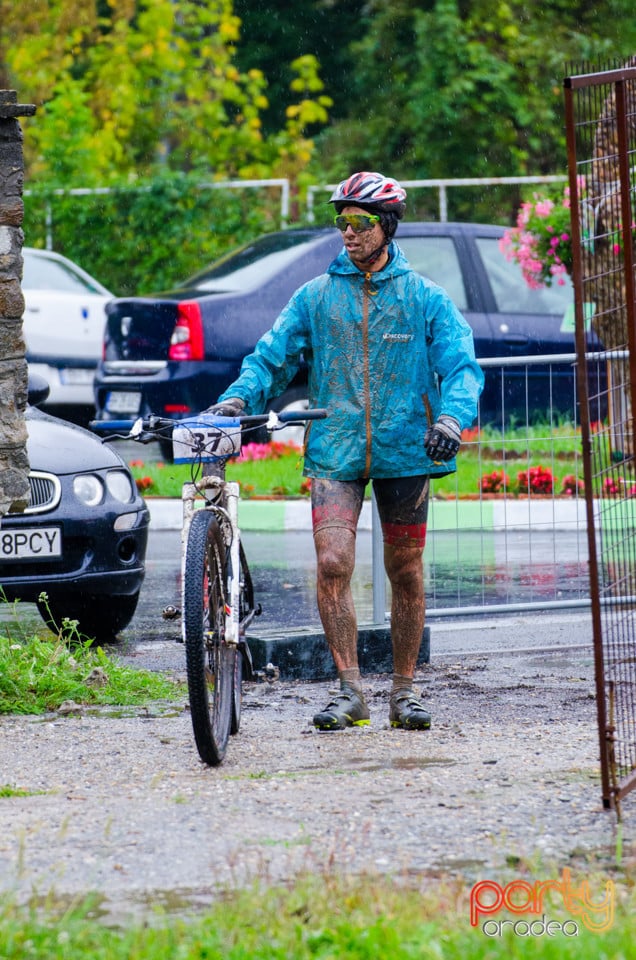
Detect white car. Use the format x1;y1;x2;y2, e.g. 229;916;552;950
22;247;113;423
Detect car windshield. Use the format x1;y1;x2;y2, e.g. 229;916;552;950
183;232;331;292
22;252;105;294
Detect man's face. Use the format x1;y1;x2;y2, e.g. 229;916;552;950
337;205;386;269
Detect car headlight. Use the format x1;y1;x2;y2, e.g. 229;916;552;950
106;470;135;503
73;474;104;506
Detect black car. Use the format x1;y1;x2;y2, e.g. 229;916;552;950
94;222;601;434
0;377;149;642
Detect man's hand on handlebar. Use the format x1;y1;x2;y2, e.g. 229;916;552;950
202;398;245;418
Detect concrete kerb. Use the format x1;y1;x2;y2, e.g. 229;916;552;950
145;496;593;533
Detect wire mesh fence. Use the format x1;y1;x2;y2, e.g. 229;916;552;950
425;353;594;617
565;60;636;813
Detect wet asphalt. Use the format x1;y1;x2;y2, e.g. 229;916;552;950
120;527;595;678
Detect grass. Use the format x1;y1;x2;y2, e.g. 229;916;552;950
0;602;180;715
129;440;311;498
0;785;44;798
0;869;634;958
128;422;585;499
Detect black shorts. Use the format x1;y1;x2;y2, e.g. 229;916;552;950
310;476;430;548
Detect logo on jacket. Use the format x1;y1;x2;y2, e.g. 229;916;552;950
382;333;413;342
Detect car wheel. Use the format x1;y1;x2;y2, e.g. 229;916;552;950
270;387;310;448
36;593;140;644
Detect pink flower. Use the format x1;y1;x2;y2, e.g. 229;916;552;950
534;199;554;217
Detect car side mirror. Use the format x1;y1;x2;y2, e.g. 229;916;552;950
27;372;51;407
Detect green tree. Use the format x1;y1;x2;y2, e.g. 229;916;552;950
232;0;364;134
1;0;331;186
313;0;636;214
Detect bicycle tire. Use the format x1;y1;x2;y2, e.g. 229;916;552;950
231;542;254;735
184;510;235;765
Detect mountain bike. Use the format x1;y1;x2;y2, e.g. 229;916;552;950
92;408;326;765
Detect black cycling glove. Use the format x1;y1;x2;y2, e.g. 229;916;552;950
203;397;245;418
424;414;462;461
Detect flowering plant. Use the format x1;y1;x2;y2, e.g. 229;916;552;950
499;187;573;289
239;440;301;461
561;474;584;497
480;469;510;494
517;465;555;495
501;176;636;292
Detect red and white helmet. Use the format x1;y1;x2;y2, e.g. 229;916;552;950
329;171;406;218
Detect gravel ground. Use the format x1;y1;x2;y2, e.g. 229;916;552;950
0;629;633;924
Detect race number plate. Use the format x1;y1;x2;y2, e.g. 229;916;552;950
172;417;242;463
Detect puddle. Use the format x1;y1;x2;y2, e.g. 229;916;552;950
342;756;457;772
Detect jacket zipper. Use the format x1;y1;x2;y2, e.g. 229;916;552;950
362;273;373;478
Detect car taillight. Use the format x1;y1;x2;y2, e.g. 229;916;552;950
168;301;204;361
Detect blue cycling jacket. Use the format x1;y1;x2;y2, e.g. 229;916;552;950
219;242;484;480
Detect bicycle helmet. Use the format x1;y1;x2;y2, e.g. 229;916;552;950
329;172;406;255
329;171;407;219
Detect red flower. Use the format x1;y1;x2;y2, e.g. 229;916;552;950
480;469;510;494
517;466;555;495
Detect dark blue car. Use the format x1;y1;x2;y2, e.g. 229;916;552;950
94;222;603;441
0;377;149;642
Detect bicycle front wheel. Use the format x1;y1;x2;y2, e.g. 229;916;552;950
184;510;235;765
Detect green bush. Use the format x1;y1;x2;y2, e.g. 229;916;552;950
24;172;287;295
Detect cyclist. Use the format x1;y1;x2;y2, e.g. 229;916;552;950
207;171;484;731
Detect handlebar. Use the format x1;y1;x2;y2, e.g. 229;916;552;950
89;408;328;436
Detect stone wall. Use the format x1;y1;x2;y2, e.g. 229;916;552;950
0;91;35;519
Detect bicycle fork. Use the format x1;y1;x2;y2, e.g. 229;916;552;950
181;478;241;647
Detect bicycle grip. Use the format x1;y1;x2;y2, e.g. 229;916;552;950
89;420;135;432
278;408;327;423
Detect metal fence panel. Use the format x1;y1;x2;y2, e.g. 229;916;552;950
425;354;593;617
565;61;636;813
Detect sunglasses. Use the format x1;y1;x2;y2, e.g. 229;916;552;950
334;213;380;233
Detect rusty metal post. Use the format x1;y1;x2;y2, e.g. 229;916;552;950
0;90;36;520
564;76;613;809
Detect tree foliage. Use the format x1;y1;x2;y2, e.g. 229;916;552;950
2;0;636;290
313;0;636;189
1;0;332;186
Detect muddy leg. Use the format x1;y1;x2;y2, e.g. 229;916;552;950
314;527;359;672
384;543;425;678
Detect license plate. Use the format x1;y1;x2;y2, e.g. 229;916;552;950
106;391;141;414
60;368;95;385
1;527;62;560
